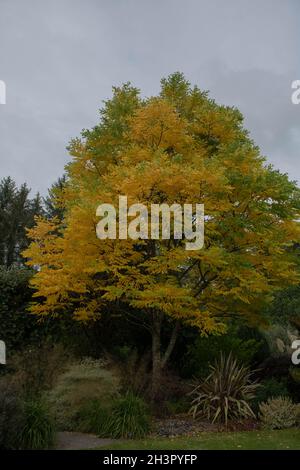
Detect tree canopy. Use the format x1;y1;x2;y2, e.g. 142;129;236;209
24;73;300;395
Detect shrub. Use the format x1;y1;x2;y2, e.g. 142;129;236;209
119;348;150;396
182;326;265;378
0;267;34;352
290;367;300;384
77;399;111;436
77;393;150;439
10;343;67;398
252;377;289;410
259;396;298;430
19;399;55;450
108;392;150;438
165;397;190;416
189;353;259;425
0;380;24;449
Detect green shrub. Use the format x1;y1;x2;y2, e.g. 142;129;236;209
0;267;35;352
182;326;265;378
165;397;190;415
189;353;259;425
0;381;24;449
108;392;150;438
290;367;300;384
259;396;298;430
77;399;111;436
19;400;55;449
252;378;289;410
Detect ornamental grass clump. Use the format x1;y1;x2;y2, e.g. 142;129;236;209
189;353;259;425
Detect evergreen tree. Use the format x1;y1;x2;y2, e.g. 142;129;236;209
0;177;44;267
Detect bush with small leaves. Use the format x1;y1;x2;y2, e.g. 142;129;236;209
259;396;298;430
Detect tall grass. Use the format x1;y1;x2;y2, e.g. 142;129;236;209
20;400;55;449
109;392;150;439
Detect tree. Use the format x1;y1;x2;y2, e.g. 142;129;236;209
0;177;44;267
0;266;35;351
262;244;300;330
44;175;67;220
24;73;300;398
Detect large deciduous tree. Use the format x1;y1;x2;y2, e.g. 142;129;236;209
24;73;300;397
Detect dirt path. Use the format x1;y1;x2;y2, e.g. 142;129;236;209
56;431;115;450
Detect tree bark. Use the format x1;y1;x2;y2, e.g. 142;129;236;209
151;312;162;400
150;312;180;400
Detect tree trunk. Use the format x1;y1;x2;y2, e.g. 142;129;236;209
151;313;162;400
150;312;180;400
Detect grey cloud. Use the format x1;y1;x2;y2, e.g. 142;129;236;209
0;0;299;194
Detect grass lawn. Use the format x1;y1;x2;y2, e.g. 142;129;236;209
101;429;300;450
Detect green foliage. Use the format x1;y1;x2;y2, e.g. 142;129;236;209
189;353;259;425
165;397;190;415
264;245;300;329
75;389;150;439
77;399;111;436
0;266;61;353
259;397;298;430
0;379;56;450
0;381;24;449
272;285;300;328
290;367;300;384
44;174;67;220
0;266;34;351
78;82;141;162
19;399;55;450
78;392;150;439
252;378;289;410
0;176;44;267
182;326;265;378
108;392;150;439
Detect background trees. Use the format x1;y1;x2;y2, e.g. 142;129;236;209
0;177;59;354
0;177;44;267
0;266;34;351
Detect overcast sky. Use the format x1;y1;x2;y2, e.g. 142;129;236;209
0;0;299;195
